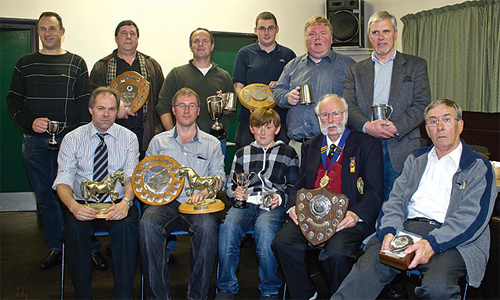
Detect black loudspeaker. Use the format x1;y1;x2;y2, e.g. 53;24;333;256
327;0;364;47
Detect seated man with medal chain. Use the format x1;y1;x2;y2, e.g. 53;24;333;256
271;94;384;299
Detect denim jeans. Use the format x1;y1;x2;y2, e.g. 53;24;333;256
216;204;285;296
381;139;400;202
22;135;64;252
139;201;218;300
220;138;227;157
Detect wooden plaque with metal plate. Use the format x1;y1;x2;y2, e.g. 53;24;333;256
81;171;125;219
296;187;349;246
379;230;421;270
132;155;184;205
177;166;225;214
239;83;276;110
110;71;150;113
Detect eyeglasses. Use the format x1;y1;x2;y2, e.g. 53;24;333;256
318;111;345;120
257;26;276;32
174;103;199;110
426;116;457;127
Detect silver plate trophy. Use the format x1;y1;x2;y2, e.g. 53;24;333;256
131;155;184;205
230;171;256;208
206;95;227;139
46;121;65;151
372;104;393;120
80;171;124;219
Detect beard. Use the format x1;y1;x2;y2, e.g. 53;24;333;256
320;121;345;136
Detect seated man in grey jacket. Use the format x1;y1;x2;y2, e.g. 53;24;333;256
331;99;497;299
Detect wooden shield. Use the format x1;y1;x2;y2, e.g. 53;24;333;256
132;155;184;205
238;83;276;110
110;71;150;113
296;187;349;246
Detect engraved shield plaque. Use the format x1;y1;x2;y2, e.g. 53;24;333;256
239;83;276;110
110;71;150;113
132;155;184;205
296;187;349;246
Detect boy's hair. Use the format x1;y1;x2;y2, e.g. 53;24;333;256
249;107;281;127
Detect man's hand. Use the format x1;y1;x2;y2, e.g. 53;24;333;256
187;190;209;204
364;120;397;139
32;117;50;133
336;211;359;232
71;202;97;221
288;206;298;225
381;233;395;251
268;81;278;89
405;239;435;269
117;102;135;119
287;87;300;106
106;201;129;221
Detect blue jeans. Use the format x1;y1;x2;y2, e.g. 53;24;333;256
216;204;285;296
22;135;64;252
381;139;399;202
139;201;218;300
220;138;227;157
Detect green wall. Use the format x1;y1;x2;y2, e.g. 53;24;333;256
211;34;257;174
0;28;33;192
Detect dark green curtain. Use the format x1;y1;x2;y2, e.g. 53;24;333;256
401;0;499;112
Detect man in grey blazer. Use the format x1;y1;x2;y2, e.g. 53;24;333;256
343;11;431;201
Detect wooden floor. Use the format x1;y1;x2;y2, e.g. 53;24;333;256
1;208;499;300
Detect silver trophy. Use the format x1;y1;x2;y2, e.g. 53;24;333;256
45;121;65;151
206;95;226;139
231;172;256;208
372;104;393;120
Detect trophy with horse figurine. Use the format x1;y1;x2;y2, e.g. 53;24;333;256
80;171;125;219
131;155;225;214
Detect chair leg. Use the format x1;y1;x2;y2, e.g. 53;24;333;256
60;242;65;300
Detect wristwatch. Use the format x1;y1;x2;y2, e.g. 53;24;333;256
123;197;134;208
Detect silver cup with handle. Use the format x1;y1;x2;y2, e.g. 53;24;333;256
45;121;65;151
372;104;394;120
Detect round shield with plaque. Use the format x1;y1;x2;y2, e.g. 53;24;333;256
296;187;349;246
110;71;150;113
239;83;276;110
132;155;184;205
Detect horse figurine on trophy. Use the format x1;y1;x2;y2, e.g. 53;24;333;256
80;171;125;218
177;166;225;214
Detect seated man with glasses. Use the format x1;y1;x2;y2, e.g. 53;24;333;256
331;99;496;299
271;94;384;299
139;87;225;300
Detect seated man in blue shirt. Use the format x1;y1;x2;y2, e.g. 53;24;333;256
53;87;139;299
139;87;226;300
331;99;497;299
216;108;299;299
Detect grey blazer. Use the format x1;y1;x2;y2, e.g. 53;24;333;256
343;51;431;173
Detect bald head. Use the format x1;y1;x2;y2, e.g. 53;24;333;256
315;94;348;141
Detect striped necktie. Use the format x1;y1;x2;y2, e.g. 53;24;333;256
94;133;108;201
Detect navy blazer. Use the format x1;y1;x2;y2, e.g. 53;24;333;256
287;130;384;237
343;51;431;173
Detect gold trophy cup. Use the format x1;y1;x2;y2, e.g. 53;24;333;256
80;171;125;219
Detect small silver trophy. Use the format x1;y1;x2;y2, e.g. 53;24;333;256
45;121;65;151
372;104;394;120
231;172;256;208
206;95;226;139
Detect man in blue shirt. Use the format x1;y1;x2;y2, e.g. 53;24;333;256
273;16;355;160
233;11;296;150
